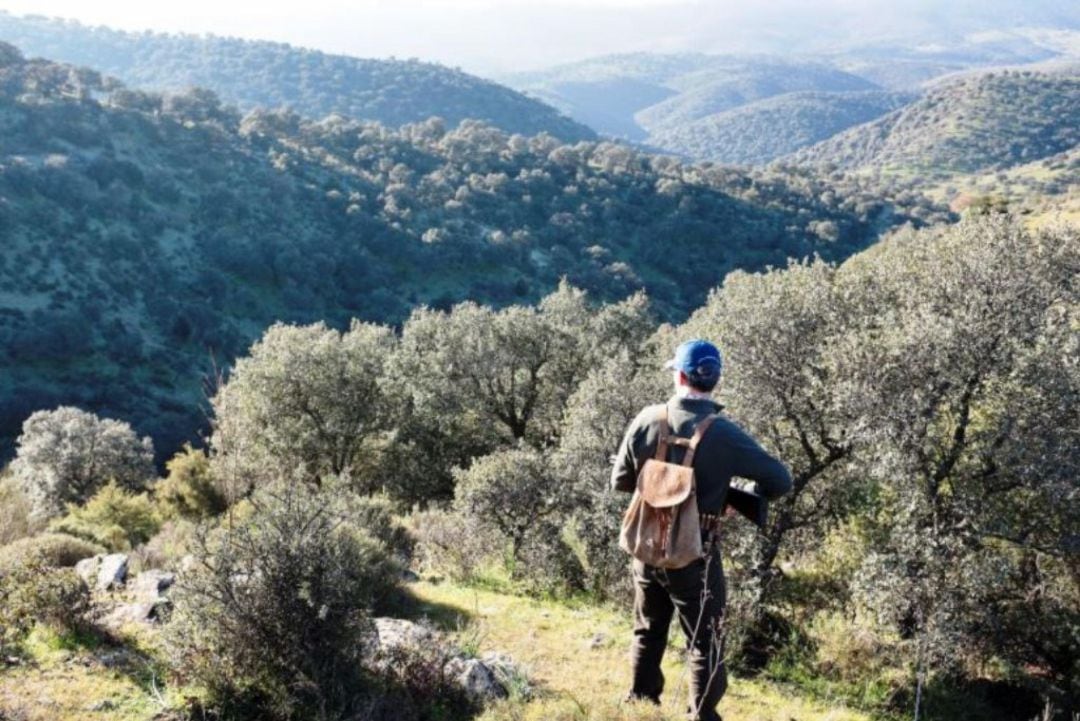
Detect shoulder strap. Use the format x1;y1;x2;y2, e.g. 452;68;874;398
680;415;718;468
653;404;671;461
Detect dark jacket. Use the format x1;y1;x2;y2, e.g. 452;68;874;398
610;396;792;513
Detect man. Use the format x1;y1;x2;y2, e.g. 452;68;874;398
611;338;792;721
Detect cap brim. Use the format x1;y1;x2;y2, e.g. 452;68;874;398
663;359;677;370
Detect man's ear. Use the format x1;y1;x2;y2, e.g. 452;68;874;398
677;371;689;387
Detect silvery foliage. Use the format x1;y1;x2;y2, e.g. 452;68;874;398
210;320;397;498
841;217;1079;681
394;282;653;449
11;406;154;520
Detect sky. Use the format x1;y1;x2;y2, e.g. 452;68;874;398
0;0;1074;74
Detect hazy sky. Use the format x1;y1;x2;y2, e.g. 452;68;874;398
0;0;1073;74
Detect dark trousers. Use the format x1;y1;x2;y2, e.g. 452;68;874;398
629;547;727;721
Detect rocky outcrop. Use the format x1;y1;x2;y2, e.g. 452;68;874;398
99;570;176;629
75;555;176;631
369;617;526;703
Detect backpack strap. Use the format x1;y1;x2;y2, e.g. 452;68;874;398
654;405;717;467
680;415;718;468
653;404;671;461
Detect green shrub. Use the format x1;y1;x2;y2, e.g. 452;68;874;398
453;447;568;569
0;533;105;574
0;558;90;655
343;492;414;562
155;444;226;520
48;481;161;551
168;481;402;720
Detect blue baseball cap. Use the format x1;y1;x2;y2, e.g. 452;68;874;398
664;339;723;384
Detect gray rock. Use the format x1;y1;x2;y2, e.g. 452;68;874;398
95;568;174;630
75;556;99;587
368;617;521;703
97;554;128;591
131;570;175;601
75;554;129;592
372;617;438;651
400;569;420;583
480;651;529;697
444;657;508;701
99;602;160;629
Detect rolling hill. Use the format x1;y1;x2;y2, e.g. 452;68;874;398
785;70;1080;177
0;11;595;141
647;90;915;165
0;45;950;461
632;59;879;136
502;53;881;143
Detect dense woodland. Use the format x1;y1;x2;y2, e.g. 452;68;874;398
0;44;951;461
0;12;595;141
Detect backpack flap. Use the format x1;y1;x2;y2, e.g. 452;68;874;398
637;459;694;507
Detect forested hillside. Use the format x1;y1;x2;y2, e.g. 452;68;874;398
648;90;915;165
0;45;949;462
787;71;1080;177
0;11;595;141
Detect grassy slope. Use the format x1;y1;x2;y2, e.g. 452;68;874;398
0;626;177;721
922;146;1080;225
0;582;870;721
408;580;870;721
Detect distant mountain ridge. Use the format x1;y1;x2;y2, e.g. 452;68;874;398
502;35;1077;163
502;53;882;142
0;11;595;141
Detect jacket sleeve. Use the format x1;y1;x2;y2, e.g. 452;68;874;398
718;422;793;500
610;411;645;493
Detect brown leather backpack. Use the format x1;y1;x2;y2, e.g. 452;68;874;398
619;405;717;569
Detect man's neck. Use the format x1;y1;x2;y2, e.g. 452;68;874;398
675;385;713;401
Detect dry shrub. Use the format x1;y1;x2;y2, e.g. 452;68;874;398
0;474;38;546
131;518;198;572
809;612;902;683
168;481;403;720
0;532;104;574
410;508;502;582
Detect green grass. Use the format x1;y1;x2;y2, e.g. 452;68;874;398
406;579;873;721
0;624;194;721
